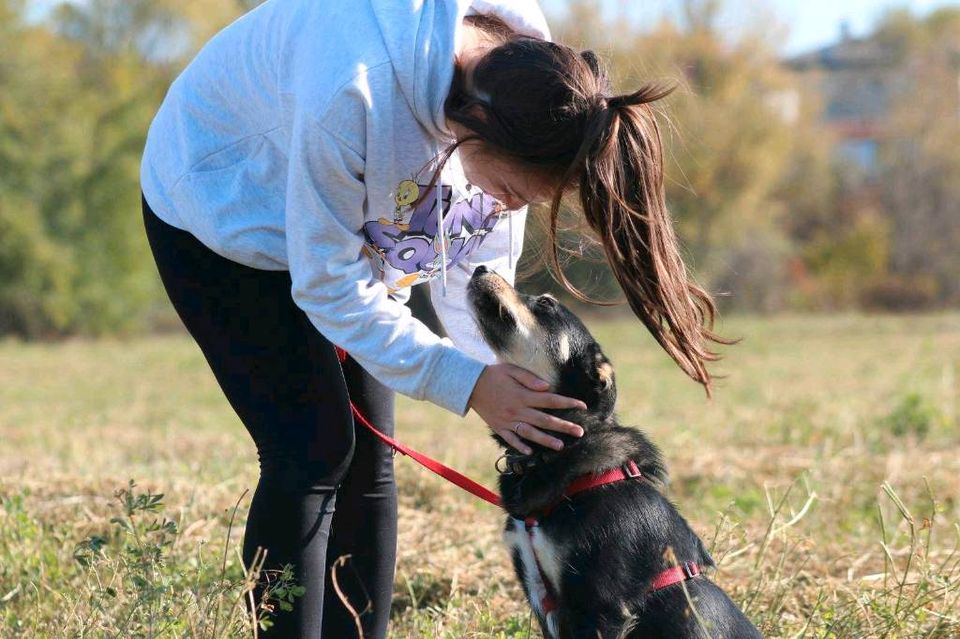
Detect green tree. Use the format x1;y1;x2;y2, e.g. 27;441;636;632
0;0;80;334
0;0;252;337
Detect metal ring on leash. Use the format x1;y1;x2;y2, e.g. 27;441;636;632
495;453;511;475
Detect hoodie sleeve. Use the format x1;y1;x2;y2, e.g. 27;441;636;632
284;111;486;415
429;208;527;363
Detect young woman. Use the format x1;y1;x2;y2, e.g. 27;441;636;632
140;0;721;636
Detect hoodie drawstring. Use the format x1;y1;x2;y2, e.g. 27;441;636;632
435;151;518;296
437;179;448;296
507;208;514;270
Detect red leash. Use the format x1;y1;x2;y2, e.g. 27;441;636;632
335;346;704;611
335;347;502;508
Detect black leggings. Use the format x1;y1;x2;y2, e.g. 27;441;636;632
142;195;396;638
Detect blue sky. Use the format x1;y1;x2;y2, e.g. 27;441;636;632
779;0;957;52
26;0;960;55
543;0;958;54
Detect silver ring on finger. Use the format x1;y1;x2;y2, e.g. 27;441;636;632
513;422;524;435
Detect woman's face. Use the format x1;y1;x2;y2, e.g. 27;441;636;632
454;137;555;211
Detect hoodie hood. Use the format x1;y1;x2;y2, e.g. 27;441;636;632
369;0;551;140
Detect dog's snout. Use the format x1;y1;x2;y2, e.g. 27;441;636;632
473;265;489;277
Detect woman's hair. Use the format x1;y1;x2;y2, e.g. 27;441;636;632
445;19;729;394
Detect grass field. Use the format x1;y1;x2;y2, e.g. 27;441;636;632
2;314;959;638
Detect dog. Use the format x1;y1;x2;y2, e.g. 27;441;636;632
467;265;763;639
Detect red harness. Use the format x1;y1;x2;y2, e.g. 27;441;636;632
520;461;703;616
334;347;703;615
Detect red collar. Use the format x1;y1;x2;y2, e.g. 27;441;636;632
564;459;643;499
525;460;644;522
649;561;702;591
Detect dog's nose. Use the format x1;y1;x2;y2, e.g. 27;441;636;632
473;265;489;277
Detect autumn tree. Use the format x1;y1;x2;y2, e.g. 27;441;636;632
535;0;824;311
874;8;960;308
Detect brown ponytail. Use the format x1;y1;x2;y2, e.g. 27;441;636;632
446;34;730;394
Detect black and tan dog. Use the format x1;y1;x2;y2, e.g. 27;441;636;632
467;265;762;639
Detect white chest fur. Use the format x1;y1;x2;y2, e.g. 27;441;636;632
504;518;565;638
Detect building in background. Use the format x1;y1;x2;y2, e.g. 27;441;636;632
785;23;901;178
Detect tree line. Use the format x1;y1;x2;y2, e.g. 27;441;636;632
1;0;957;338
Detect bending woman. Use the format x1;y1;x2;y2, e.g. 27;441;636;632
139;0;722;637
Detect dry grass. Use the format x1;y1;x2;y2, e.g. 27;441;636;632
1;313;959;637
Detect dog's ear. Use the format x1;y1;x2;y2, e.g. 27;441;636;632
595;356;614;390
589;347;614;388
587;346;617;417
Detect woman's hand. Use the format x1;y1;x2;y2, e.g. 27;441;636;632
468;363;586;455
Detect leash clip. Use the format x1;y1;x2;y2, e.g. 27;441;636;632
623;461;642;479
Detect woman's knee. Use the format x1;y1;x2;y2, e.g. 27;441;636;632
257;438;356;494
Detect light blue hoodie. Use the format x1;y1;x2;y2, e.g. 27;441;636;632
140;0;551;415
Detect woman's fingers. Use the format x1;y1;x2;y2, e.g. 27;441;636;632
504;412;585;453
524;390;587;411
469;364;588;454
510;419;565;451
505;365;551;391
521;409;584;438
497;428;533;455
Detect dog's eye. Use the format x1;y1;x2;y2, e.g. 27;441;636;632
536;296;556;309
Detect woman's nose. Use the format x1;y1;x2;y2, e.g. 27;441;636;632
498;195;525;210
